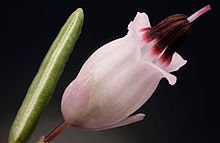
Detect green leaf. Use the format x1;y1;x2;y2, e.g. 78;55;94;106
8;8;84;143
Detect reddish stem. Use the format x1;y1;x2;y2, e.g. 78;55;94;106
44;121;70;142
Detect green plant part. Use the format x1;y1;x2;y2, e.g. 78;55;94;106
8;8;84;143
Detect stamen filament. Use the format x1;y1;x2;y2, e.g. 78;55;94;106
187;5;211;23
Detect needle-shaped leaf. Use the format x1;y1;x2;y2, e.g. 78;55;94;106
8;8;84;143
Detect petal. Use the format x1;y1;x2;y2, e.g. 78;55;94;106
129;12;151;32
141;40;159;62
79;61;173;129
128;12;151;48
128;13;162;63
80;113;145;131
79;35;140;81
147;62;177;85
79;12;151;76
163;52;187;72
79;31;142;79
75;12;176;130
61;73;93;126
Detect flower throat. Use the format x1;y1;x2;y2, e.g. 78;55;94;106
142;5;211;64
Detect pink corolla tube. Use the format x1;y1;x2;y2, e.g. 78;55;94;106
61;5;211;130
43;5;211;143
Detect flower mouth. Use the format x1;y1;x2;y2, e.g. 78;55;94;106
142;14;192;65
141;5;211;65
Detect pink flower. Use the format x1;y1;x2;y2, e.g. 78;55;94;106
61;6;211;131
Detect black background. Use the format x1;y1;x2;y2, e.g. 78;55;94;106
2;0;219;143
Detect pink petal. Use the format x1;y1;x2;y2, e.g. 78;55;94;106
127;12;187;72
128;12;151;48
128;12;160;63
74;12;178;130
131;12;151;31
78;60;175;129
79;29;141;78
80;113;145;131
163;52;187;72
79;12;151;76
147;61;177;85
61;73;93;126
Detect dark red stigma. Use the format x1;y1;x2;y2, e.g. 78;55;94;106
142;14;192;64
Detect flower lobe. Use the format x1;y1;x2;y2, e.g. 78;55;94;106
142;14;192;65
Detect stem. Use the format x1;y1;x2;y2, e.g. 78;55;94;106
44;121;70;142
187;5;211;23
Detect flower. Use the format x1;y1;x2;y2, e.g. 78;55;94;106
61;5;211;131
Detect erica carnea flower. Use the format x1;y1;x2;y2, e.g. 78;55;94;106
61;5;211;131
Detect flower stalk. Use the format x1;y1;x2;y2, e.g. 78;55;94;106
44;121;70;143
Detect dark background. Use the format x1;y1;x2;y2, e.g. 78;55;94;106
2;0;219;143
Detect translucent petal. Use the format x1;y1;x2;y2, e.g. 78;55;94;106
78;61;175;129
163;52;187;72
80;113;145;131
61;73;93;126
71;12;179;130
128;12;151;48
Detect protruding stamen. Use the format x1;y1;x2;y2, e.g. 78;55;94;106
187;5;211;23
